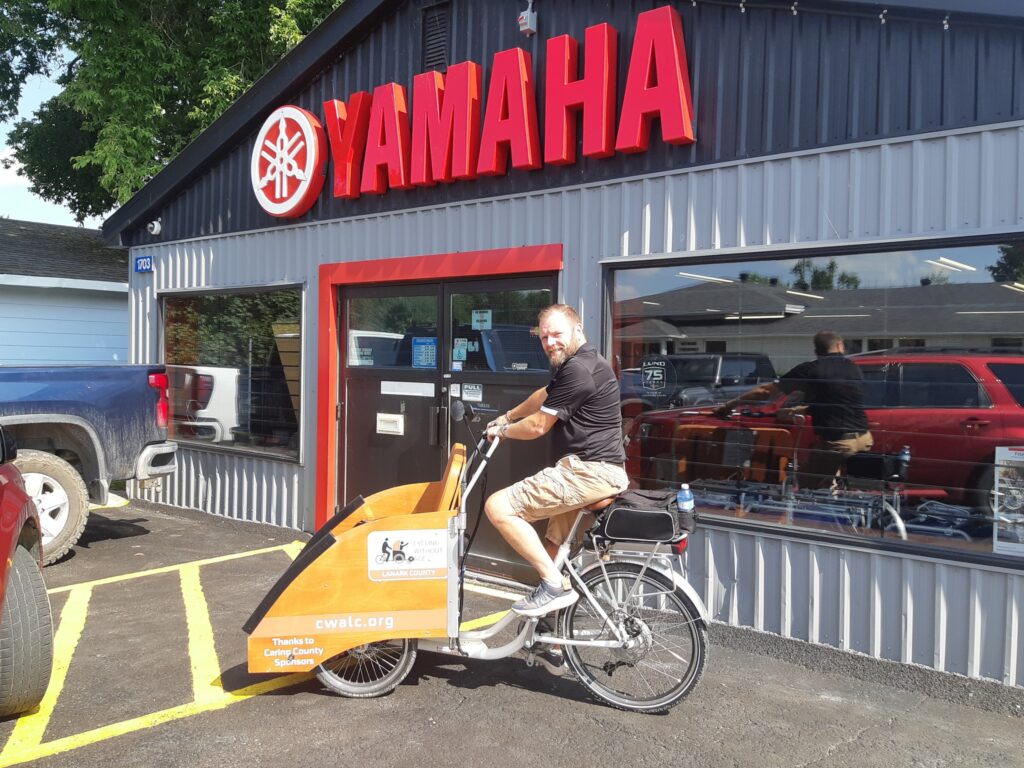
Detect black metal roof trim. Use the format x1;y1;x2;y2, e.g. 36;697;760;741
826;0;1024;19
101;0;398;245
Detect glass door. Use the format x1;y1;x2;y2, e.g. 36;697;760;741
341;284;445;499
444;275;557;583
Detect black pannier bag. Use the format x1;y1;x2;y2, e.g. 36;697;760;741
598;489;697;543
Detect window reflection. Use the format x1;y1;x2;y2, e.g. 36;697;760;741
165;290;302;458
449;289;552;373
347;295;438;368
614;243;1024;558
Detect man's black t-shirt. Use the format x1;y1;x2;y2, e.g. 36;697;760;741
778;353;869;440
540;343;625;464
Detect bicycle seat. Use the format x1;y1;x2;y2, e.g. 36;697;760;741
584;496;617;512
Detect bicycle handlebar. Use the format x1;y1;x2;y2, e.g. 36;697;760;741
464;434;501;497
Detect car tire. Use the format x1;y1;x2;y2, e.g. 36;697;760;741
14;450;90;565
976;463;1024;518
971;464;996;519
0;545;54;716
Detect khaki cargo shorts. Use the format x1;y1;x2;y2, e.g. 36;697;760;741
507;455;629;545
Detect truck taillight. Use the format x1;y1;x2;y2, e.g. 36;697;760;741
149;372;169;428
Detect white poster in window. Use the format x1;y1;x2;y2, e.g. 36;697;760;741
471;309;492;330
994;447;1024;556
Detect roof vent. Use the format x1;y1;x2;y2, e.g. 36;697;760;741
422;2;450;73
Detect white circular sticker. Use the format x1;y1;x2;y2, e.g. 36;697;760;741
250;105;327;218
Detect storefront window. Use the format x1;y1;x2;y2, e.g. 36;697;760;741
449;288;552;373
613;242;1024;559
347;294;437;368
164;289;302;459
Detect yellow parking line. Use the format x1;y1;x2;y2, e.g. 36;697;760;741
0;539;312;768
47;542;305;594
459;610;509;631
179;566;222;704
0;673;313;767
0;539;511;766
0;586;93;761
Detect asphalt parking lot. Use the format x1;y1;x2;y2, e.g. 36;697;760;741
1;500;1022;768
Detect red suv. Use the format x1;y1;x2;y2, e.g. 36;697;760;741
626;350;1024;516
0;424;53;716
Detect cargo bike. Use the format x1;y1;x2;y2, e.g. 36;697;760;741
244;402;708;713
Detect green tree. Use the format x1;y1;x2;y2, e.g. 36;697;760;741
987;244;1024;283
736;272;775;285
790;258;860;290
836;271;861;290
0;1;72;122
923;271;950;286
4;95;115;220
2;0;343;221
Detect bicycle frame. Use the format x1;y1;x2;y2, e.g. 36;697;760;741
420;437;707;662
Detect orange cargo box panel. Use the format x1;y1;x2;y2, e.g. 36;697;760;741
247;509;454;674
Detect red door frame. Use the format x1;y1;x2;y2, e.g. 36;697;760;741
315;244;564;527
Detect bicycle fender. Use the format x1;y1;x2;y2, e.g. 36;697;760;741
577;557;709;625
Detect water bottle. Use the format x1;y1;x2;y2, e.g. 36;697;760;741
676;483;695;515
896;445;911;481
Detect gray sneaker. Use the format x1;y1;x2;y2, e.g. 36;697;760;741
512;581;579;617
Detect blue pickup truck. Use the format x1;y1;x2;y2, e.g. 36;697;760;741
0;366;178;563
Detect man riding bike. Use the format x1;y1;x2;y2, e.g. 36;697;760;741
484;304;628;618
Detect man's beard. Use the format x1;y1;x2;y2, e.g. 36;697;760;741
546;336;580;367
547;348;567;366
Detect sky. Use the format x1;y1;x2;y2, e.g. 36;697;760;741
0;75;105;230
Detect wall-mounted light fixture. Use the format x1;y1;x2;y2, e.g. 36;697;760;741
517;0;537;36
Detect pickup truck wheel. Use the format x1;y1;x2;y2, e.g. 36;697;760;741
0;545;55;716
14;450;89;565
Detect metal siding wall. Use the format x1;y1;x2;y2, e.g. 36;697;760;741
130;119;1024;684
689;527;1024;686
126;0;1024;246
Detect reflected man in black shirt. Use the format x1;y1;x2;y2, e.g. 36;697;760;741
717;330;873;488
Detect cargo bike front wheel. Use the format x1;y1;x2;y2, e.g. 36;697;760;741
316;639;418;698
560;562;707;713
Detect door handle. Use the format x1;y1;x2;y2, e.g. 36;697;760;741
868;422;881;430
428;406;440;446
962;418;991;430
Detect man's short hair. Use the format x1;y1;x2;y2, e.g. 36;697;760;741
538;303;582;326
814;330;843;356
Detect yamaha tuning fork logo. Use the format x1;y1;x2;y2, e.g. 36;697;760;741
250;105;327;218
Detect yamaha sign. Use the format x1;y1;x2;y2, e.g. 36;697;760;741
251;4;695;218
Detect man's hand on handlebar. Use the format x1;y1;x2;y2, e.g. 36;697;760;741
486;413;510;431
485;422;510;442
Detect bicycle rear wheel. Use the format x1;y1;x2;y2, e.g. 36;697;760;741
560;562;707;713
316;639;417;698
